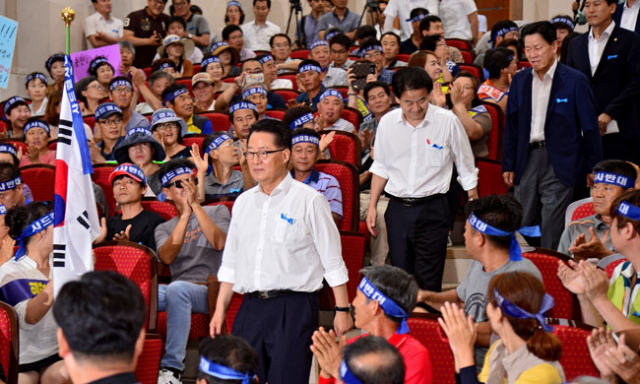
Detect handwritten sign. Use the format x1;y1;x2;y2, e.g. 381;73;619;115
0;16;18;89
70;44;123;80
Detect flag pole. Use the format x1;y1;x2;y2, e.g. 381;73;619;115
61;7;75;55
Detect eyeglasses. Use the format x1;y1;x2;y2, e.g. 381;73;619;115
166;178;198;189
112;87;132;94
89;84;105;91
364;51;382;59
155;122;179;130
98;117;123;126
244;148;286;160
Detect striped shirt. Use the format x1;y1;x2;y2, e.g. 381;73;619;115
295;169;343;218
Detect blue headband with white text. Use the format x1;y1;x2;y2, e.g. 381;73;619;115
229;101;258;115
292;134;320;147
24;120;50;135
259;55;274;64
290;113;315;130
163;87;189;104
201;56;220;69
199;356;256;384
491;26;518;42
0;176;22;192
340;360;363;384
468;212;541;261
206;134;233;153
14;212;54;260
25;73;48;87
493;287;555;332
3;96;26;115
109;78;132;92
617;201;640;221
161;166;193;187
360;45;383;58
90;57;111;74
299;64;322;74
551;17;575;31
358;276;409;334
0;144;18;159
242;86;267;100
309;40;329;51
227;1;242;8
594;172;634;189
319;89;343;102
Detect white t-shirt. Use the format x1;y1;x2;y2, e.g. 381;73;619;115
84;12;124;48
0;256;58;364
438;0;477;41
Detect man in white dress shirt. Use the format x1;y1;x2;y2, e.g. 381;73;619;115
242;0;282;52
210;119;353;384
383;0;438;41
84;0;123;48
366;66;479;296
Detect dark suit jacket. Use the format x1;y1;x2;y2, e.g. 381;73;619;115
566;25;640;144
502;63;602;187
613;4;640;33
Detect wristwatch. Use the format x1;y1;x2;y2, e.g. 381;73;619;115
188;33;193;39
335;304;352;312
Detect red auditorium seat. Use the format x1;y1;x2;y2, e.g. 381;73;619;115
316;160;359;232
395;53;410;63
93;240;158;331
319;232;366;309
47;140;57;151
446;39;472;50
318;130;362;168
197;111;231;132
135;334;163;384
523;249;575;319
140;197;178;221
91;164;118;217
518;60;532;70
460;49;475;64
83;114;96;131
571;201;596;222
341;106;363;130
481;102;505;161
290;49;310;59
175;77;193;95
0;301;18;384
265;109;285;120
0;121;7;134
19;164;55;201
476;158;508;197
272;89;300;103
331;86;349;99
182;133;208;150
408;313;455;384
459;64;484;81
549;320;599;381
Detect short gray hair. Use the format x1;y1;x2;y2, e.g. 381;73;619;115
149;71;175;87
119;41;136;58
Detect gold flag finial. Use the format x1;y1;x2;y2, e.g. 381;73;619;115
61;7;75;27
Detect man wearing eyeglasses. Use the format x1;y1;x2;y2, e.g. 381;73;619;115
89;102;126;164
154;158;230;384
108;77;150;133
360;38;394;85
211;119;352;384
172;0;210;52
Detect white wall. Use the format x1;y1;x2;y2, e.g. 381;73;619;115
0;0;577;100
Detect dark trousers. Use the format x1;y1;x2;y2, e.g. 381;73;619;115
445;168;463;230
515;147;574;250
385;194;449;292
232;292;318;384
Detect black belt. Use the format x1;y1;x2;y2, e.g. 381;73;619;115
529;141;546;149
390;194;444;207
246;290;296;299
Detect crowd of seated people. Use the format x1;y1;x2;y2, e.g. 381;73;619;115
1;0;640;383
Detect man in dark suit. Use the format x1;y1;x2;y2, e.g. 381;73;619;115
567;0;640;164
502;21;603;250
613;0;640;33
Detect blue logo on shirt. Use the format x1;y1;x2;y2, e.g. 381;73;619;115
607;55;618;60
280;213;293;225
556;98;568;104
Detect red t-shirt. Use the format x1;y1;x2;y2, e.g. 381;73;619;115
318;332;433;384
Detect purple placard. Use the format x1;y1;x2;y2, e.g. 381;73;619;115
70;44;123;80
